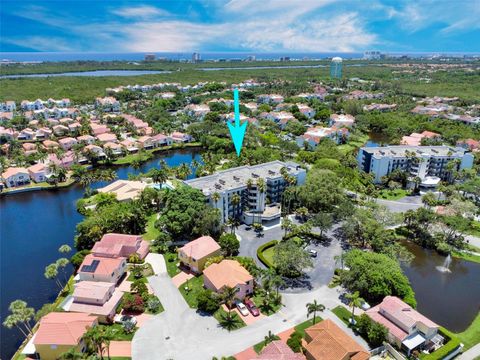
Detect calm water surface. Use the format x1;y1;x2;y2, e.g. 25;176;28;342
401;241;480;332
0;149;201;359
0;70;172;79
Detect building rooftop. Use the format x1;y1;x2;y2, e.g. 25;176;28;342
33;312;97;346
304;319;370;360
203;259;253;290
79;254;125;277
73;281;114;301
360;145;466;158
252;340;305;359
184;160;303;196
179;236;221;260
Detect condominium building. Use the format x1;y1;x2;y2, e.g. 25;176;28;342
357;145;474;186
184;161;306;224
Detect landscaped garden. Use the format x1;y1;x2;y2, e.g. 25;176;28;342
163;252;181;277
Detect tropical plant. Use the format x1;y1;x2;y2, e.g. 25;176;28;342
306;300;325;324
345;291;364;322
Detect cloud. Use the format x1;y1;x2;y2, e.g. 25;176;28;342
3;36;74;52
111;5;169;19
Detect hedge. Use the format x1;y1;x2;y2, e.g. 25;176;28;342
419;327;461;360
257;240;278;268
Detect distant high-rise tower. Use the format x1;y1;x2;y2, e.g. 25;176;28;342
144;53;156;61
192;52;201;63
330;57;343;79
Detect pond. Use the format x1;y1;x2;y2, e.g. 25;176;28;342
366;132;390;147
400;240;480;332
0;148;202;359
0;70;172;79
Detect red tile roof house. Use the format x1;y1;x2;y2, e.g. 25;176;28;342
78;254;127;284
32;312;97;360
77;134;96;145
104;141;124;155
203;259;254;300
251;340;305;359
91;122;110;136
366;296;440;355
178;236;222;274
170;131;193;143
66;281;123;323
28;163;47;183
329;114;356;128
152;133;173;147
92;233;150;260
1;167;30;188
22;142;37;155
137;135;155;149
58;137;78;150
96;132;118;143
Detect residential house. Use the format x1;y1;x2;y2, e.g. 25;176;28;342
303;319;370;360
401;131;440;147
22;142;37;155
457;139;480;152
96;133;117;144
1;100;16;112
52;124;70;137
103;142;124;156
28;163;47;183
137;135;155;149
366;296;441;355
68;122;81;134
257;94;284;104
152;133;173;147
297;104;316;118
0;111;14;121
43;140;60;151
95;97;120;112
297;126;349;148
185;104;210;119
203;259;254;300
32;312;97;360
243;102;258;112
91;123;110;136
46;151;75;169
66;281;123;323
21;99;44;111
120;139;139;153
252;340;305;360
0;126;16;140
92;233;150;260
343;90;383;100
170;131;192;143
17;128;35;141
97;180;148;202
78;254;127;283
84;144;105;158
77;135;96;145
178;236;221;274
36;127;52;140
2;167;30;187
329;114;355;128
58;137;78;151
363;103;397;112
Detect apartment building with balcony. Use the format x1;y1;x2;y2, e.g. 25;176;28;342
357;145;474;187
184;161;306;224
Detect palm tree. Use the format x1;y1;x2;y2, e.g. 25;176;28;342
212;191;221;208
306;300;325;325
256;178;266;224
345;291;364;323
264;330;277;346
44;263;63;291
231;193;241;219
221;286;238;321
281;217;293;237
2;300;35;337
262;268;285;297
151;168;168;186
84;325;107;359
59;244;72;254
56;258;71;291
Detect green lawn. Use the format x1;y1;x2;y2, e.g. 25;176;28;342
213;307;246;331
127;263;154;282
145;295;165;315
452;250;480;264
253;335;281;353
331;305;356;326
142;214;160;241
294;318;322;338
456;312;480;350
109;323;136;341
163;252;181;277
262;246;275;266
377;188;409;200
252;292;282;316
178;275;204;308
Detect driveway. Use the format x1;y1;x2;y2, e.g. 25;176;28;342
132;256;368;360
375;195;423;213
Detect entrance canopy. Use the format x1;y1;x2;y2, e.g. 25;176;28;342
403;332;426;350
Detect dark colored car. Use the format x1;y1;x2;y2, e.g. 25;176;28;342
244;299;260;317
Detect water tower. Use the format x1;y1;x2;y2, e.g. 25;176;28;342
330;57;343;78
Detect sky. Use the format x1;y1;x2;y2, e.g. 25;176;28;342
0;0;479;53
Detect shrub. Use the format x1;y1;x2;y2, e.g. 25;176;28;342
356;314;388;347
70;249;91;269
286;331;303;353
122;319;136;334
146;296;162;313
197;289;219;313
130;280;148;299
257;240;278;268
122;293;145;313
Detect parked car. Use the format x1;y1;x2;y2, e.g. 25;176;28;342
114;314;137;325
308;249;318;257
244;299;260;317
234;300;249;316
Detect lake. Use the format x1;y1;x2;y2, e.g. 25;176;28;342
0;70;172;79
401;241;480;332
0;148;202;359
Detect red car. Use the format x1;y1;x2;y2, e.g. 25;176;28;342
244;299;260;316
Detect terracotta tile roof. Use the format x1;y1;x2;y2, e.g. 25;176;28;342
79;254;125;276
304;319;370;360
92;233;148;258
179;236;221;260
2;167;29;179
203;259;253;290
253;340;305;359
366;296;438;342
27;163;45;173
73;281;114;302
34;312;97;346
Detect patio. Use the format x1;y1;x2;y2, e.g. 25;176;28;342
172;270;195;288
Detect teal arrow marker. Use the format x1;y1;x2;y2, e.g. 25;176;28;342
228;88;247;157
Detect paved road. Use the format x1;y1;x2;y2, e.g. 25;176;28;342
132;256;368;360
465;234;480;249
375;196;424;213
456;343;480;360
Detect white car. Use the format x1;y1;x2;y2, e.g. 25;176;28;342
235;300;249;316
114;314;137;325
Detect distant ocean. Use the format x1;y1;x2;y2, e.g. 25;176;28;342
1;51;477;63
